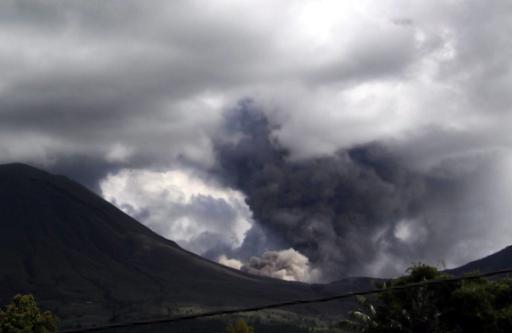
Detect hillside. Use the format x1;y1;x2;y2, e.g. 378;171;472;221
449;245;512;276
0;163;371;330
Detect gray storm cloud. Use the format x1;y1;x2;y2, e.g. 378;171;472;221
0;0;511;281
2;0;511;181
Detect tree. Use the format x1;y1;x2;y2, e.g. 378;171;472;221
341;264;512;333
226;318;254;333
340;296;378;332
0;294;58;333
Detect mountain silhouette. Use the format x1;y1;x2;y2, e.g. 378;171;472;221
449;245;512;276
4;163;509;331
0;163;371;329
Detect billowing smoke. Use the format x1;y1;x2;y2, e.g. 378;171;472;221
219;249;316;282
242;249;315;282
213;102;512;281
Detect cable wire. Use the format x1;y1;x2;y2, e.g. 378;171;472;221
60;268;512;332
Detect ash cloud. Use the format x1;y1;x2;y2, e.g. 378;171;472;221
218;248;316;282
241;249;315;282
214;103;512;281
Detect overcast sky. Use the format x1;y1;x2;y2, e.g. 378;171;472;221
1;0;511;282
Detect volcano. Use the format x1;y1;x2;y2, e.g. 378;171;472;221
0;163;372;330
4;163;509;331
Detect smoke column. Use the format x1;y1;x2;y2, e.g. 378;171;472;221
213;101;512;281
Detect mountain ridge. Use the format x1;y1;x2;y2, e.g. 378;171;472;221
449;245;512;276
0;163;370;328
1;163;511;330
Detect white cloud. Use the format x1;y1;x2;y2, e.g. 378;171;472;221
218;255;243;270
100;168;252;254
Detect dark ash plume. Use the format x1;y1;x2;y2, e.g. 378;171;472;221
213;101;501;281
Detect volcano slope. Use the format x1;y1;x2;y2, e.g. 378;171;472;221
0;163;374;329
449;245;512;276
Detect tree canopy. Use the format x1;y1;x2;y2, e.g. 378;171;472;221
0;294;58;333
341;264;512;333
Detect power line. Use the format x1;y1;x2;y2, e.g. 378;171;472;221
60;268;512;333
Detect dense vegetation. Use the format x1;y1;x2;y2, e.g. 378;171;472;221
0;294;58;333
6;266;512;333
341;264;512;333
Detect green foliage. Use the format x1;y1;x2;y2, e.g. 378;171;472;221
226;319;254;333
341;264;512;333
339;296;378;332
0;294;58;333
